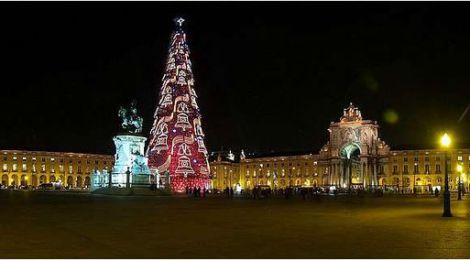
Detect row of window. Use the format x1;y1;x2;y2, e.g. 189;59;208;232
393;164;443;174
2;163;107;174
393;155;470;163
244;161;318;168
2;156;109;165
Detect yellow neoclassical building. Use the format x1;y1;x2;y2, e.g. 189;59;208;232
210;104;470;193
1;150;113;188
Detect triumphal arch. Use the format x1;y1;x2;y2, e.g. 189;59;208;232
319;103;390;189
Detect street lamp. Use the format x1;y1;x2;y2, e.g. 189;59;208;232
457;164;463;200
413;162;417;195
440;133;452;217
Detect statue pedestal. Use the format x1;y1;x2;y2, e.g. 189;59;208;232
91;134;151;190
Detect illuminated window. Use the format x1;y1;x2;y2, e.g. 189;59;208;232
2;164;7;172
51;166;55;173
13;156;17;160
12;164;17;171
59;165;64;173
51;158;55;162
22;164;27;172
41;165;46;172
32;164;36;173
22;157;26;161
458;156;463;161
425;164;429;174
68;165;73;174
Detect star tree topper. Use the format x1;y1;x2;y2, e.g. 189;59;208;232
175;17;185;27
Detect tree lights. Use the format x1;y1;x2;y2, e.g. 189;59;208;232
146;17;210;192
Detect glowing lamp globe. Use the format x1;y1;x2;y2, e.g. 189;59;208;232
440;133;451;148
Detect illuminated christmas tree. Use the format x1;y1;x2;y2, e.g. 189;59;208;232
146;17;210;192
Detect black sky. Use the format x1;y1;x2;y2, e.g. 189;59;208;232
1;2;469;155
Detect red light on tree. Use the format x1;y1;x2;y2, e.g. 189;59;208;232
146;17;210;192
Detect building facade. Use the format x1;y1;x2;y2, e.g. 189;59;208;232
210;103;470;193
1;150;113;188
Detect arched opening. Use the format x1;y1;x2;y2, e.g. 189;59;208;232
10;175;18;186
403;177;410;193
295;179;301;186
67;176;74;187
85;176;91;187
50;175;56;183
39;175;46;184
312;179;318;187
32;175;38;186
76;176;82;188
340;143;362;188
20;175;27;186
1;174;8;186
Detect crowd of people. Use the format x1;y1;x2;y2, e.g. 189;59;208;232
182;185;451;200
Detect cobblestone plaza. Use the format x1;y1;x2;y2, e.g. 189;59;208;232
1;191;469;258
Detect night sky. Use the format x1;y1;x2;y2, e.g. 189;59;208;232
1;2;469;155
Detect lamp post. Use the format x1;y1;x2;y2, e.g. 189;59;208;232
457;164;463;200
440;133;452;217
413;162;417;195
401;168;404;194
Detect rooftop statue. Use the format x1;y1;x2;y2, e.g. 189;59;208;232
118;100;143;134
340;102;362;122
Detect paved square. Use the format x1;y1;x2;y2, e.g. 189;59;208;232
1;192;470;258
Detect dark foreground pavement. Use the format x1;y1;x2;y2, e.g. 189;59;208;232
1;191;470;258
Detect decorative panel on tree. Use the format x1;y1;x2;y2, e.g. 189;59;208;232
146;17;210;192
